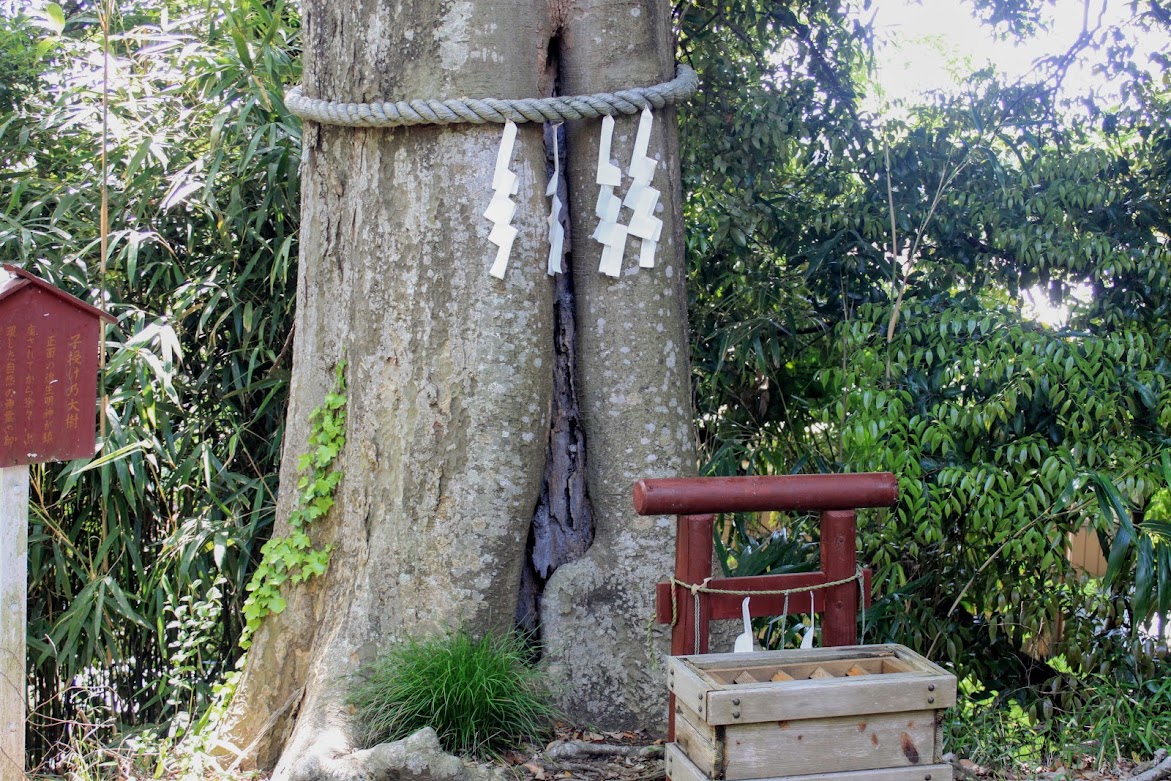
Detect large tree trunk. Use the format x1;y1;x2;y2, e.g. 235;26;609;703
217;1;695;775
539;3;696;731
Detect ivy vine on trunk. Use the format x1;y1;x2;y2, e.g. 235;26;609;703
241;359;347;648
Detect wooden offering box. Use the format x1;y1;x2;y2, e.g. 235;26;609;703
666;645;956;781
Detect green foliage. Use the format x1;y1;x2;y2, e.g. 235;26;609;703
0;10;50;113
241;359;346;647
945;660;1171;772
0;0;302;760
684;0;1171;694
348;629;559;759
681;0;873;477
1054;667;1171;767
715;512;821;648
822;296;1169;677
814;71;1171;676
943;679;1045;772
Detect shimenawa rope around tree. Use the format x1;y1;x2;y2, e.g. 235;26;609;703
284;65;699;128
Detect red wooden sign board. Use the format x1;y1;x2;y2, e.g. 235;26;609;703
0;265;114;467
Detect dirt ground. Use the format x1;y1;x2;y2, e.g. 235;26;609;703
498;725;664;781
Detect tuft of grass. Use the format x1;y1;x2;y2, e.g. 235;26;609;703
348;628;559;759
1053;672;1171;769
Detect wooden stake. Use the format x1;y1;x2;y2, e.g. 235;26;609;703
1;465;29;781
668;514;714;743
820;510;858;646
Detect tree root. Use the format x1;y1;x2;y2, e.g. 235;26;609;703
525;741;665;781
227;686;304;772
541;741;663;762
288;728;507;781
1132;749;1171;781
277;729;667;781
549;760;606;777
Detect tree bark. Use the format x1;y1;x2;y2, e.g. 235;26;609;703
516;126;593;636
217;2;556;775
218;0;696;773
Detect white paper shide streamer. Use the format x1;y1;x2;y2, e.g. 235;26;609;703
624;107;662;268
592;109;661;277
485;111;662;280
546;127;565;275
591;115;628;278
485;120;520;280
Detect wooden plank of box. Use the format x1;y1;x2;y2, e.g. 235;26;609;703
675;702;940;780
667;644;956;781
666;742;953;781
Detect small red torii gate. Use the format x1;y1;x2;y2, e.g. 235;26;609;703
632;473;899;737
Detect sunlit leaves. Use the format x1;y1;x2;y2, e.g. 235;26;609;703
683;0;1171;685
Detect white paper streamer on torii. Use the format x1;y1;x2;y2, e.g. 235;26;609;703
546;126;565;275
485;120;519;280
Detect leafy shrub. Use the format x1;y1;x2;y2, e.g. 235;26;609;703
1056;670;1171;766
716;511;821;648
944;659;1171;773
943;681;1045;772
348;629;559;759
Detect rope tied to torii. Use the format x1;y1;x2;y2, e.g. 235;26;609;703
284;64;699;128
669;567;870;655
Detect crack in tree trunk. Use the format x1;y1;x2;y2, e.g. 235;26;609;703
517;119;595;638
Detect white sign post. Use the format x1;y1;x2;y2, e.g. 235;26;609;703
0;465;29;781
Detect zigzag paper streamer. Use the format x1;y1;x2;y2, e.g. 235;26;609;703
592;115;628;278
546;126;565;275
485;120;520;280
623;107;662;268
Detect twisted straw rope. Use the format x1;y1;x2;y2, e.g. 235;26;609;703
284;64;699;128
670;567;869;655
